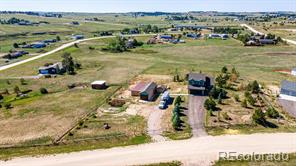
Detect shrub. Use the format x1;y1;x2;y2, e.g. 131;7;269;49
234;94;240;102
209;86;227;99
204;98;216;111
0;94;3;101
252;108;266;125
222;112;232;120
40;88;48;94
241;99;248;108
20;78;26;85
266;107;280;119
4;103;11;109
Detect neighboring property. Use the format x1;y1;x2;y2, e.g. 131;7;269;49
140;82;157;101
188;73;213;95
208;34;229;40
159;35;173;40
292;68;296;76
43;39;57;44
186;33;201;39
280;80;296;101
72;35;84;40
39;62;63;75
31;42;47;48
3;51;29;59
91;80;108;90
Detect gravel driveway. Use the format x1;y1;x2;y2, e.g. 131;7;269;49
188;95;207;137
279;99;296;118
147;107;167;142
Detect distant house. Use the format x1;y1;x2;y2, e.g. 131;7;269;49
208;34;228;40
39;62;63;75
3;51;28;59
259;39;276;45
72;35;84;40
160;35;173;40
292;68;296;76
31;42;46;48
175;25;208;31
186;33;201;39
43;39;57;43
208;34;221;39
280;80;296;101
187;73;213;95
71;21;80;25
140;82;157;101
91;81;107;90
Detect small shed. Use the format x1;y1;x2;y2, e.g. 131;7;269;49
91;81;107;90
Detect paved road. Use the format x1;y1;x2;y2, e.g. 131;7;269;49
1;133;296;166
241;24;296;46
0;34;155;72
188;95;207;137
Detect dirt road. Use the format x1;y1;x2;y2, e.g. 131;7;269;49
2;133;296;166
241;24;296;46
188;95;207;137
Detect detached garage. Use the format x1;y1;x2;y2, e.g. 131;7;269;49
91;81;107;90
140;82;157;101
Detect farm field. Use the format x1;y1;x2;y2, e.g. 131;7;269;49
1;35;296;145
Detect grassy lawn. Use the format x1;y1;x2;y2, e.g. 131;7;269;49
0;134;150;160
214;153;296;166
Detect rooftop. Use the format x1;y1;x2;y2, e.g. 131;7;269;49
91;80;106;85
188;73;207;81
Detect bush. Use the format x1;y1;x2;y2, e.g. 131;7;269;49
252;108;266;125
20;78;26;85
241;99;248;108
4;103;11;109
234;94;240;102
222;112;232;120
204;98;216;111
209;86;227;99
266;107;280;119
40;88;48;94
0;94;3;101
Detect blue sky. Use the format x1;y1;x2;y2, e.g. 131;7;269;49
0;0;295;13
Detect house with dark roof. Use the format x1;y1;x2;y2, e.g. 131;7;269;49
280;80;296;101
31;42;46;48
188;73;213;95
39;62;64;75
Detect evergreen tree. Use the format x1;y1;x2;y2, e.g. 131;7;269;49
62;52;76;75
252;108;266;125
